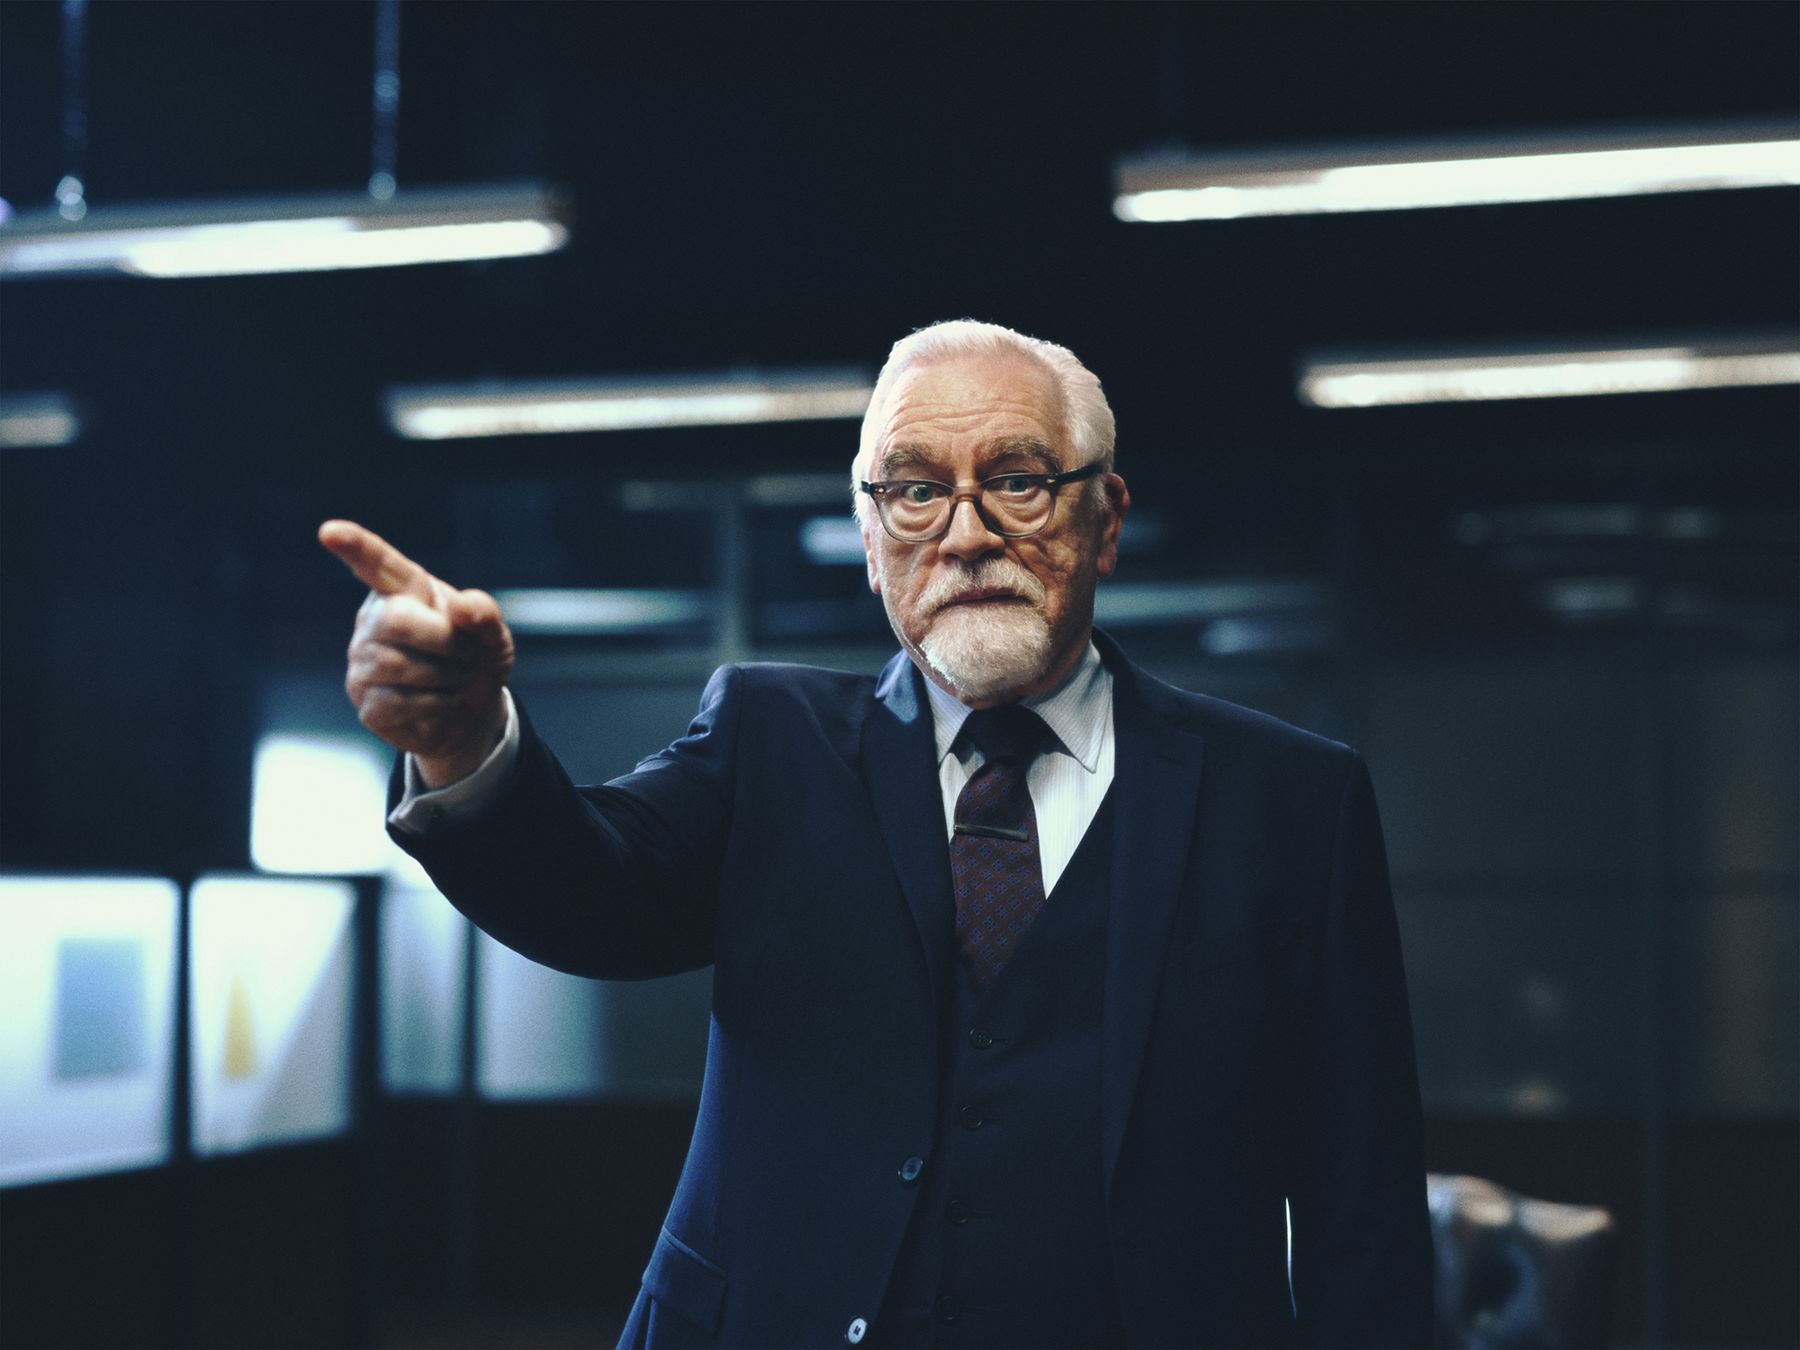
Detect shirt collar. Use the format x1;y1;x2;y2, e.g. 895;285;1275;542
927;641;1111;773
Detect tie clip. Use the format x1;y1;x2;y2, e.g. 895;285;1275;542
954;822;1029;842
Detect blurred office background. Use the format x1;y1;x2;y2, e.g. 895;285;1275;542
0;2;1794;1346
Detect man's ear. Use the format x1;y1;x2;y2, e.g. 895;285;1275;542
1095;475;1130;579
863;520;883;594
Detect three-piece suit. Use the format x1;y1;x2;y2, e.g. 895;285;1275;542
396;630;1434;1348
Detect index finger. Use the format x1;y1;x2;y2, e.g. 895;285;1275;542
318;519;435;599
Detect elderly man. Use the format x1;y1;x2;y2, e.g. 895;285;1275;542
321;320;1432;1349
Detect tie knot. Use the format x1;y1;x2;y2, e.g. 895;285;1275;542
959;704;1049;767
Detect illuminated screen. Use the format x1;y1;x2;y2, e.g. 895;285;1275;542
0;876;178;1187
474;932;709;1103
251;671;432;884
476;931;605;1098
381;881;468;1094
188;875;355;1155
250;732;430;884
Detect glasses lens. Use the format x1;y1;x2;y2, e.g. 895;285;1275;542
875;475;1060;540
980;475;1052;534
882;482;950;539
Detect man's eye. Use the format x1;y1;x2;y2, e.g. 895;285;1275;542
901;482;944;504
991;475;1039;496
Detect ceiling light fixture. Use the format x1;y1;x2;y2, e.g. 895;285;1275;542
1095;578;1325;625
0;182;567;279
1115;124;1800;221
800;516;868;565
386;370;874;439
1299;337;1800;407
0;392;80;446
6;3;568;281
495;589;715;635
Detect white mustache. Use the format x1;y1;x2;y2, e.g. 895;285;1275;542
919;559;1046;616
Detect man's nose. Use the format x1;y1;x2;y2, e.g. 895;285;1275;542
937;496;1004;561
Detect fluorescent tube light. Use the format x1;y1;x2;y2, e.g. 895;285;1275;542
800;516;868;565
387;370;873;439
495;589;714;635
0;393;79;446
1300;337;1800;407
0;183;567;279
1201;615;1334;657
1540;579;1725;624
1540;577;1642;618
745;473;857;506
1115;124;1800;221
1453;506;1719;543
1095;578;1324;626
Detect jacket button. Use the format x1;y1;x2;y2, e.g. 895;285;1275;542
934;1294;959;1323
967;1027;994;1049
945;1198;972;1225
898;1156;925;1186
845;1316;868;1344
959;1104;983;1131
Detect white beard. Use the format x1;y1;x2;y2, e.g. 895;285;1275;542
920;602;1053;703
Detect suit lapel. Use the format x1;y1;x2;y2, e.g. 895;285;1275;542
863;652;957;1008
1096;634;1206;1201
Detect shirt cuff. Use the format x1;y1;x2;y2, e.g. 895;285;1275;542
388;689;521;836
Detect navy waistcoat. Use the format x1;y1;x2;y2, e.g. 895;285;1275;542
876;790;1122;1349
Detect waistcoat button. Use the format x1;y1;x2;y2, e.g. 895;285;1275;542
898;1156;925;1186
945;1198;972;1225
967;1026;994;1049
959;1104;983;1131
934;1294;959;1323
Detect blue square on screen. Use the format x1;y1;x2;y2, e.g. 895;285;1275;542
53;937;149;1079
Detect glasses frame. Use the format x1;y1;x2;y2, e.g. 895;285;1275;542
859;461;1104;543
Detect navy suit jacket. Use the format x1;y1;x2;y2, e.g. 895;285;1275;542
397;632;1433;1348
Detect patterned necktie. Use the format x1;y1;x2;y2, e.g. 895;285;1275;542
950;704;1049;993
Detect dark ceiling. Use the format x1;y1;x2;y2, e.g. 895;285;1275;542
0;4;1796;861
3;1;1795;467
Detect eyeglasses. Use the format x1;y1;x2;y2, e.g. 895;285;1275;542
859;462;1103;543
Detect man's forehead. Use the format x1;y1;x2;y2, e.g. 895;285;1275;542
878;436;1060;475
891;350;1057;401
876;356;1064;445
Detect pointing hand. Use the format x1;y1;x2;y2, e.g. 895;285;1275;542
319;519;514;788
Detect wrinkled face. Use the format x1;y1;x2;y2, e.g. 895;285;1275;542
860;353;1128;707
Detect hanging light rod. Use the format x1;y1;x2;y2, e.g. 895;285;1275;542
0;182;567;279
1114;123;1800;221
386;370;874;440
1298;336;1800;408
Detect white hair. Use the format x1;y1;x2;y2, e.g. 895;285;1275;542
851;319;1116;526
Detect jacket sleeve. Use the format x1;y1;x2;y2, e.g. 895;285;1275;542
387;665;745;981
1287;751;1435;1347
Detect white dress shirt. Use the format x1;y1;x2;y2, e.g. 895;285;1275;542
924;642;1115;894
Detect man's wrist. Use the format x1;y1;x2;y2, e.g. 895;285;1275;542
414;701;508;789
391;691;520;835
414;742;495;790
